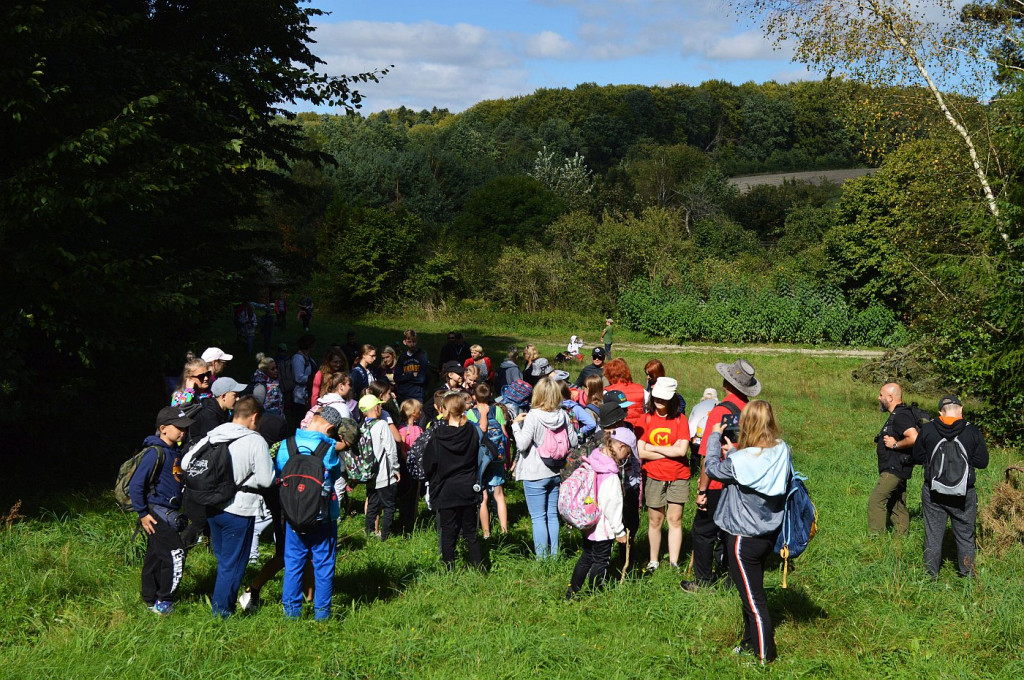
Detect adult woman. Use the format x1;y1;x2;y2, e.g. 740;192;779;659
422;391;484;569
251;353;284;415
637;377;691;572
512;377;578;559
378;346;398;385
703;400;791;665
522;344;541;386
310;347;348;406
603;358;645;428
171;353;211;406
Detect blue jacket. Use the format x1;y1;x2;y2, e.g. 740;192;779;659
562;399;598;437
128;435;184;519
704;431;789;538
275;430;343;521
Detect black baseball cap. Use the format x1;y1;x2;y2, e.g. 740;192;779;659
156;406;194;430
592;347;606;360
938;394;962;410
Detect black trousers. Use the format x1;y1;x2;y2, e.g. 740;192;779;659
622;484;640;545
691;488;727;583
141;517;186;605
568;539;615;595
394;475;419;535
437;505;481;568
726;533;777;663
366;483;397;540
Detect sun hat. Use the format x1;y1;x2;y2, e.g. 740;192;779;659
608;427;637;458
212;377;247;397
598;401;628;429
531;358;553;377
651;377;678;401
604;389;634;408
701;387;719;401
156;406;194;430
551;370;570;382
358;394;384;413
715;359;761;398
201;347;233;363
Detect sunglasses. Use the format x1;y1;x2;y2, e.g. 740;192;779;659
192;372;212;381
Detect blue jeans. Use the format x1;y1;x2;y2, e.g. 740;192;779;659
283;522;337;620
207;511;255;618
523;476;561;559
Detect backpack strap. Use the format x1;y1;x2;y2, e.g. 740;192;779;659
720;401;741;417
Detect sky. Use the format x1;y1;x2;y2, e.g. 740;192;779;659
303;0;813;114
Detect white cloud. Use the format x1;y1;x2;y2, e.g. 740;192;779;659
705;30;780;61
526;30;575;58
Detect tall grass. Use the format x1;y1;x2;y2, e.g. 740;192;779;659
2;347;1020;679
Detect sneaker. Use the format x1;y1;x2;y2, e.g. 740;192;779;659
669;562;680;571
644;561;660;573
679;579;701;593
149;600;174;616
238;589;260;613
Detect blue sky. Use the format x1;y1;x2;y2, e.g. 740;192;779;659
304;0;812;114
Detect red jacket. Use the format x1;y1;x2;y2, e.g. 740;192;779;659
698;392;748;491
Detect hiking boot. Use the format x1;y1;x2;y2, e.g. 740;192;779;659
149;600;174;616
238;589;260;613
679;579;701;593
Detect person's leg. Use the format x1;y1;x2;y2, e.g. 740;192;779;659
604;343;611;359
250;515;272;562
437;509;459;568
647;505;665;566
890;479;910;536
544;476;561;557
153;520;186;604
459;505;483;567
666;502;685;566
492;485;508;533
868;472;900;533
378;484;397;541
948;488;978;577
690;488;721;584
207;512;255;618
727;534;777;663
365;486;381;536
568;540;596;596
622;483;640;547
479;489;491;539
310;522;338;621
920;486;947;577
586;539;615;590
522;480;550;558
282;523;309;618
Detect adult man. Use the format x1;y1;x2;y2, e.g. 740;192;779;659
288;334;317;427
601;318;614;358
182;395;275;618
439;331;471;368
912;395;988;577
574;347;606;387
869;383;917;535
394;329;429;403
681;358;760;593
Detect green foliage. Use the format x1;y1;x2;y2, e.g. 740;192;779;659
451;175;566;244
727;179;842;239
691;215;761;258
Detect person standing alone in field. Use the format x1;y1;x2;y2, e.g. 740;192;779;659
869;383;917;535
601;318;614;358
912;395;988;577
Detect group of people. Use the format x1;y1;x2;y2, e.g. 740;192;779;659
127;326;989;665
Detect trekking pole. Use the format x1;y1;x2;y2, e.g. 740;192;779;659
620;530;631;584
686;551;694;578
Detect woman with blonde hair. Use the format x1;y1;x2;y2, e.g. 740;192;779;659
522;344;540;386
703;399;791;664
171;353;211;406
511;377;579;558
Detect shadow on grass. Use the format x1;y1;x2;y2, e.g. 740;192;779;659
769;584;828;624
334;559;423;606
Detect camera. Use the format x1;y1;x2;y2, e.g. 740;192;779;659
721;413;740;444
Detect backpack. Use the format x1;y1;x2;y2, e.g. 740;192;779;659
405;420;437;481
114;446;165;512
906;402;932;430
501;380;533;409
348;420;382;483
536;414;572;470
473;427;498;493
560;410;602;482
558;461;605;530
184;438;253;507
774;466;818;588
278;437;335;533
278;353;310;405
469;406;509;463
928;435;971;496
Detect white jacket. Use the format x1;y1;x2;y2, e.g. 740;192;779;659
587;474;626;542
366;419;399;490
183;422;275;517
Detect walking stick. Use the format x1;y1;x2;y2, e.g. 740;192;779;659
620;530;631;583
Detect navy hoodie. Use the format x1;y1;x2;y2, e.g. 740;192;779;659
912;417;988;489
128;435;184;518
394;349;429;402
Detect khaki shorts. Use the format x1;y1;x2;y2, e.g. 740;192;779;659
644;478;689;508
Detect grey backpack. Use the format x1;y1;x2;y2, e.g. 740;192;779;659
929;435;970;496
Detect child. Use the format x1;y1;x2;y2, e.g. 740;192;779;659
396;399;424;534
129;406;195;615
300;372;351;429
462;363;480;404
360;394;400;540
565;428;633;599
467;383;509;538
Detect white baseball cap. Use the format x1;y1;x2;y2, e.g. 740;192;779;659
201;347;233;363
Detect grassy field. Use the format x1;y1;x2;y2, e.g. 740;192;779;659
1;326;1022;679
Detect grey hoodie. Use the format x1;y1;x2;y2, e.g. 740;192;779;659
182;422;276;517
512;408;578;482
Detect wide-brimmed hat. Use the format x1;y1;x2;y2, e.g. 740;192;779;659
598;401;628;429
531;358;552;377
715;359;761;398
551;370;570;382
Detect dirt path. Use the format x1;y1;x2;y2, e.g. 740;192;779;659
728;167;876;193
612;341;885;359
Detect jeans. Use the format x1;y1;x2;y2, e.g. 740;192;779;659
523;476;561;558
727;533;778;663
207;511;255;618
867;472;909;535
922;486;978;577
567;539;614;595
283;521;337;620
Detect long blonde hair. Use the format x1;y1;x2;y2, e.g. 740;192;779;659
737;400;781;450
531;377;562;412
523;344;539;362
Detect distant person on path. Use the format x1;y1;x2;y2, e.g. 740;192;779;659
574;347;606;388
494;345;523;396
171;353;211;406
129;406;195;615
235;302;257;357
182;395;275;618
298;296;313;332
912;395;988;578
869;383;917;535
512;377;578;559
394;330;429;404
601;318;614;358
259;299;276;353
681;358;761;593
439;332;472;368
275;293;287;330
703;400;791;665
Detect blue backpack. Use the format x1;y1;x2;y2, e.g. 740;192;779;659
472;427;499;493
469;406;509;462
774;466;817;588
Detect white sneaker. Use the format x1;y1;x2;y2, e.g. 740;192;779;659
645;561;660;573
237;589;259;613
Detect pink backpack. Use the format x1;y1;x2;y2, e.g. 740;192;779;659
558;462;604;530
537;419;571;469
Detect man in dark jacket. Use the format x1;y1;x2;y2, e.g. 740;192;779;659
868;383;917;535
494;345;523;396
574;347;606;387
912;395;988;577
439;331;471;368
394;329;429;403
129;406;194;615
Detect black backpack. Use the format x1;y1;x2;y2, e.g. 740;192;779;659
183;438;252;507
928;434;971;497
278;437;335;533
906;402;932;430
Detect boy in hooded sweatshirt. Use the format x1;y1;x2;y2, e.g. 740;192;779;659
129;406;195;615
360;394;400;540
565;428;633;599
182;396;276;618
423;391;484;569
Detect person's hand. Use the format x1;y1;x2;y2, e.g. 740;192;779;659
514;413;527;423
711;422;726;434
394;471;401;483
140;514;157;536
616;533;628;544
883;435;898;449
721;440;731;458
695;491;708;511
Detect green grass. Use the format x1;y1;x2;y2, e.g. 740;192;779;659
2;340;1022;679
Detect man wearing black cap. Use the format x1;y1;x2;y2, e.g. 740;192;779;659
574;347;607;388
128;406;195;615
912;395;988;577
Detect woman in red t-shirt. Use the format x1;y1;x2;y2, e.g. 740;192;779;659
603;358;646;428
637;376;691;572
